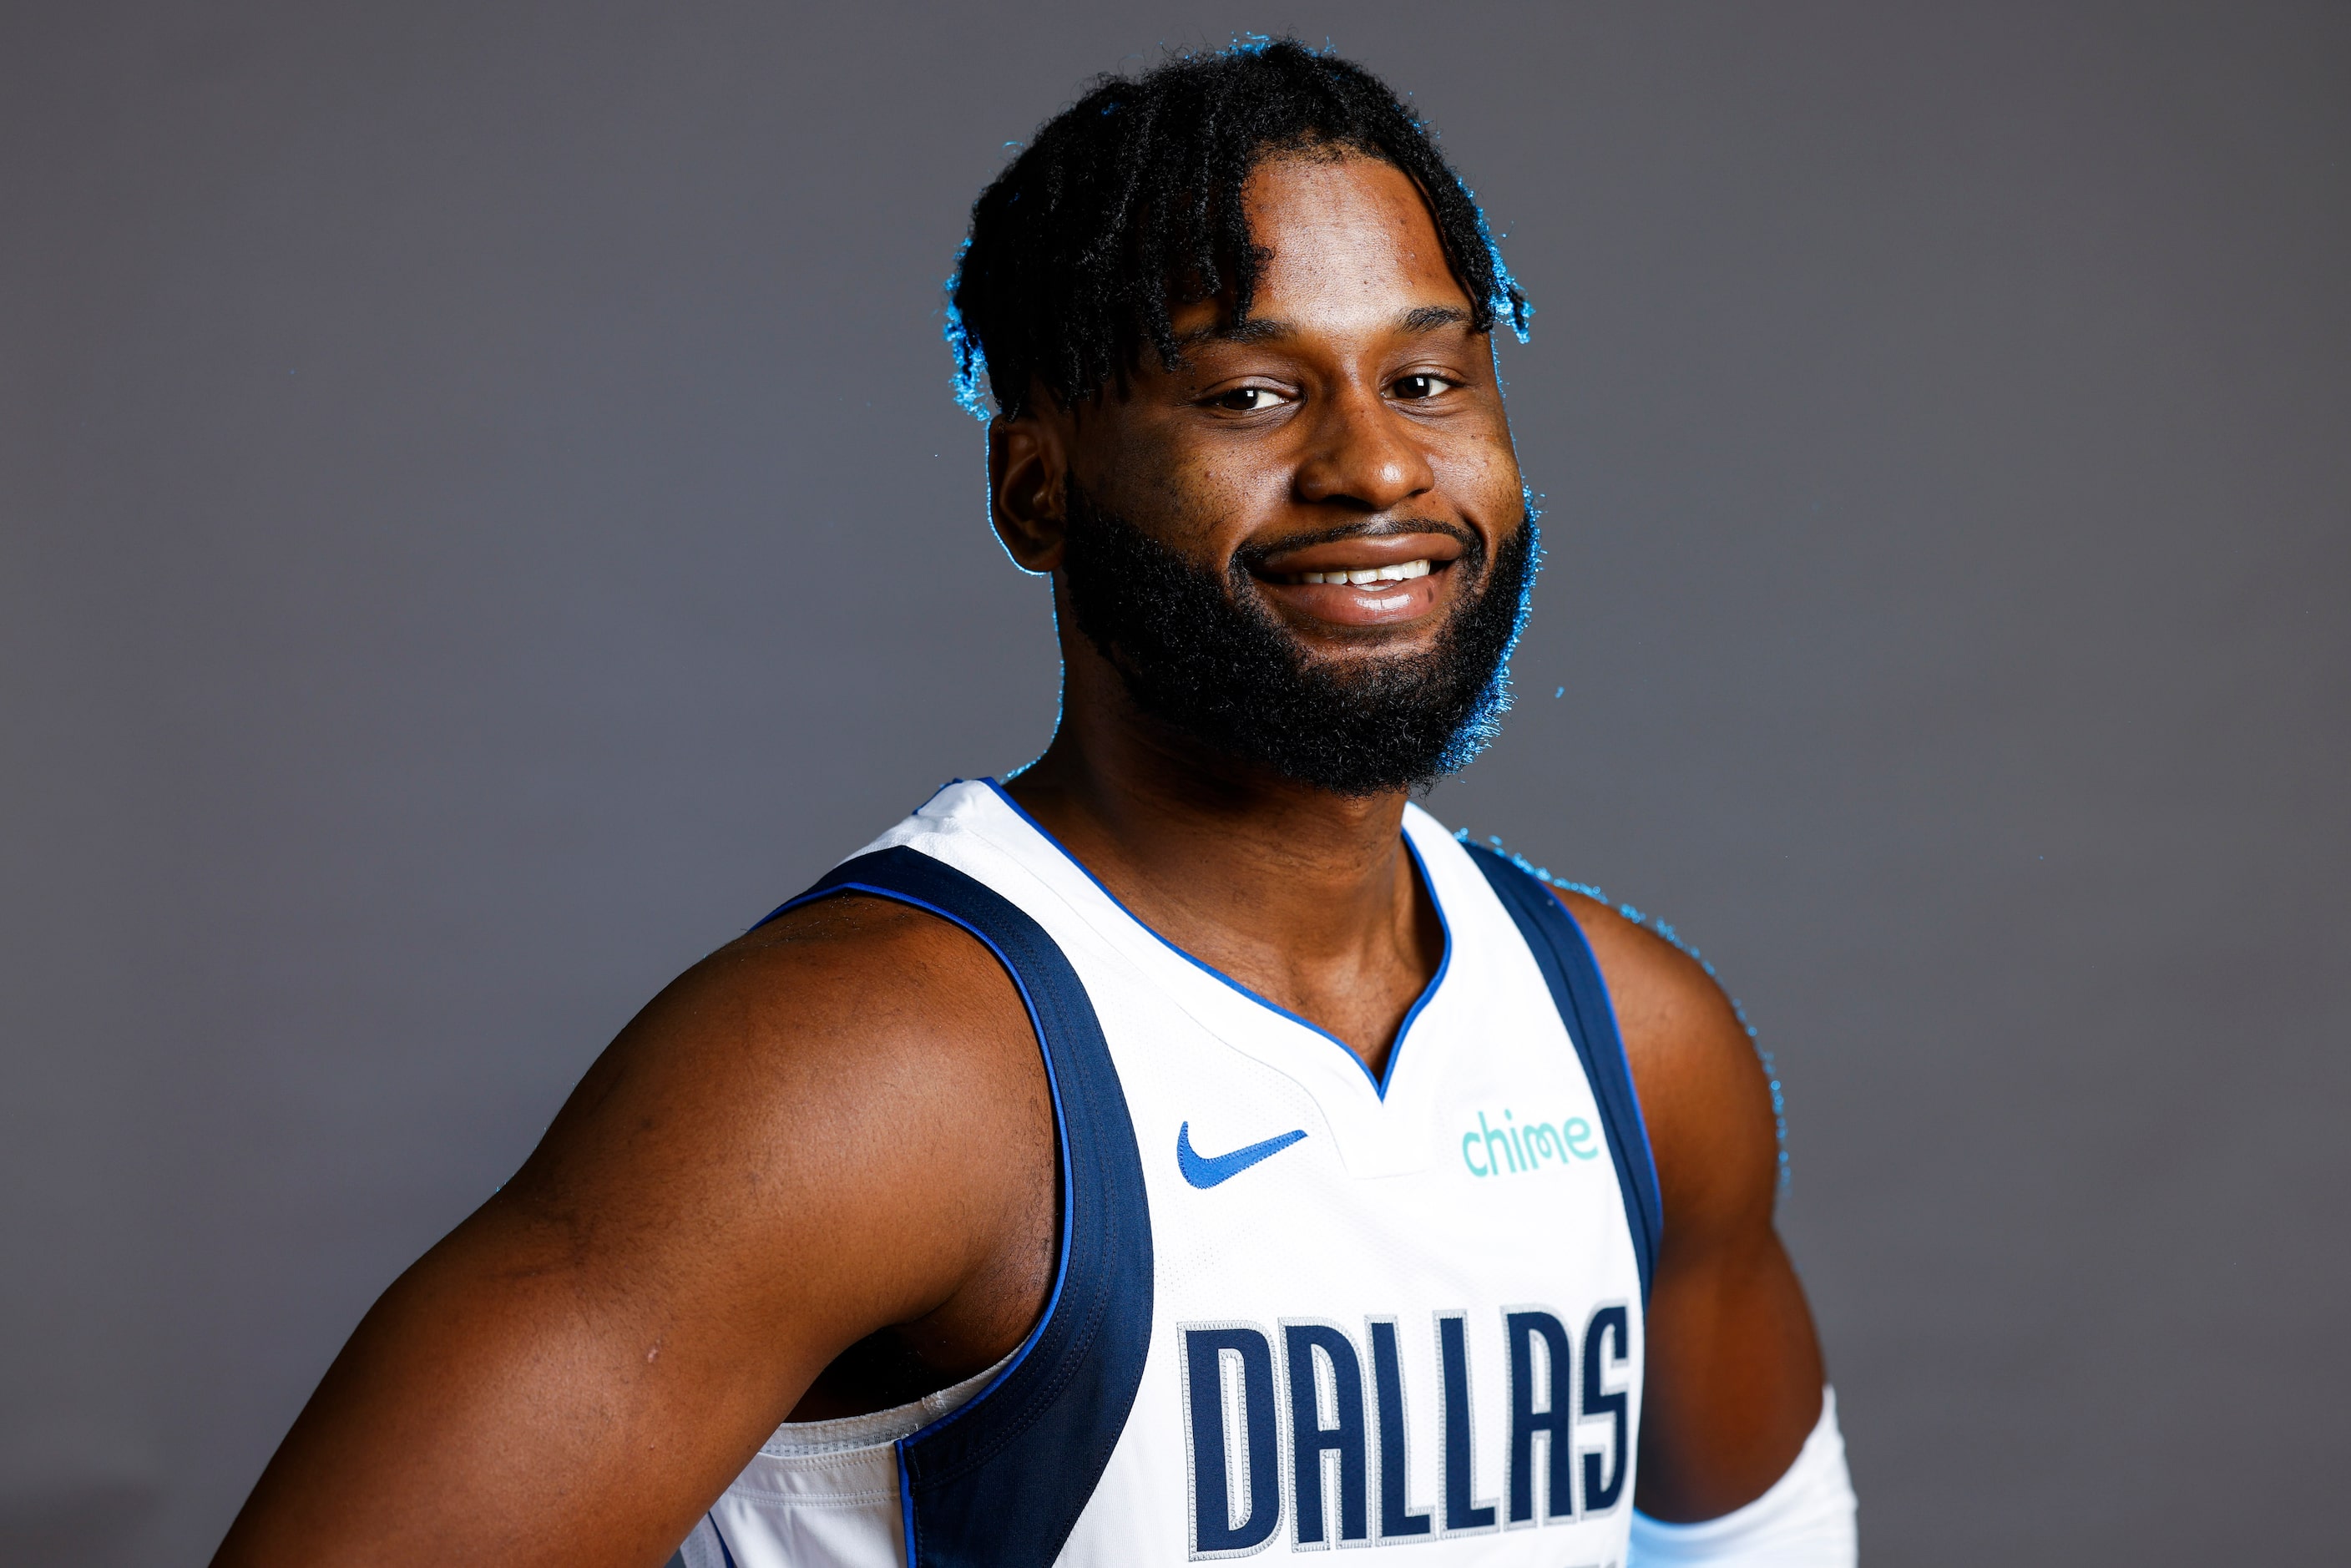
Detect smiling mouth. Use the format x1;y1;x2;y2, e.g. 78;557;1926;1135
1278;559;1435;586
1237;519;1474;630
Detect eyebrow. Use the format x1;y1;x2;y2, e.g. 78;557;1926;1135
1175;316;1295;347
1173;303;1475;349
1399;304;1473;334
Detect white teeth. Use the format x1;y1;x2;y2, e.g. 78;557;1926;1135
1294;559;1432;586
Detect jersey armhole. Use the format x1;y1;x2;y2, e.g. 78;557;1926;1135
1464;845;1665;1302
760;847;1155;1568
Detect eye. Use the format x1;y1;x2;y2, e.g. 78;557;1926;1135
1211;386;1285;412
1391;373;1452;402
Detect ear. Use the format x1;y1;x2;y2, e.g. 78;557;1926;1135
989;407;1069;574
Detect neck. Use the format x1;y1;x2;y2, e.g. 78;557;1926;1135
1003;639;1443;1077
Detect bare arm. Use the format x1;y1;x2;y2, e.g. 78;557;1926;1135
1558;891;1827;1522
210;893;1054;1568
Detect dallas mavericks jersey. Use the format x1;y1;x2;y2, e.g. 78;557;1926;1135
675;779;1661;1568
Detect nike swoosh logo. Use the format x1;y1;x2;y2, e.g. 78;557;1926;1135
1176;1121;1308;1190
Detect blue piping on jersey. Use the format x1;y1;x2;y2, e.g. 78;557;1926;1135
978;776;1451;1100
752;881;1078;1485
897;1443;917;1568
705;1513;740;1568
1378;834;1453;1098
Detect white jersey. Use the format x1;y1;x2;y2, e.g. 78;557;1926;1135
675;780;1661;1568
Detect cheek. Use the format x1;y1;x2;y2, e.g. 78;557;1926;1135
1170;458;1287;530
1077;415;1191;507
1433;432;1523;518
1110;448;1282;554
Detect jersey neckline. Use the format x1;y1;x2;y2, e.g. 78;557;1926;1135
972;777;1454;1101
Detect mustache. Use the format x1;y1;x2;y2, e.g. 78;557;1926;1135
1230;517;1484;579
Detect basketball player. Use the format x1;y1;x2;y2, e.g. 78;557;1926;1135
215;40;1855;1568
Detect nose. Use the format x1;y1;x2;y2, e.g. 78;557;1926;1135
1292;384;1437;513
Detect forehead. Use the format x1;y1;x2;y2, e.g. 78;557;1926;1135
1174;152;1473;336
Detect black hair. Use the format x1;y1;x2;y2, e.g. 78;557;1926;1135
945;36;1529;420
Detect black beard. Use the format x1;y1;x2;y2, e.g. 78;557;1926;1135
1057;483;1536;797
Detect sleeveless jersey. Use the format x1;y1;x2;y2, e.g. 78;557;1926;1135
674;779;1661;1568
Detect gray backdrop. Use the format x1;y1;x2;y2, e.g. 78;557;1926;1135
5;3;2344;1563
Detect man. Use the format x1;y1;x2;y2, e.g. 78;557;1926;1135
215;39;1854;1568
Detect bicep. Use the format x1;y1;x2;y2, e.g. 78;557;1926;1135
211;899;1047;1568
1637;1206;1823;1520
212;1191;787;1568
1561;893;1825;1523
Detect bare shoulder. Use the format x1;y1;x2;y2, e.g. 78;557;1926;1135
208;897;1056;1567
1546;888;1778;1238
553;888;1042;1145
494;889;1052;1351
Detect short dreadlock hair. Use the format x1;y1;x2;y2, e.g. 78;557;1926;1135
946;36;1530;420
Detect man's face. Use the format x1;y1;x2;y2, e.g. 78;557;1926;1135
999;151;1534;792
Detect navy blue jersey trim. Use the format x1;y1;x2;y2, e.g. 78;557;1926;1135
762;878;1077;1409
1464;846;1663;1302
980;777;1450;1100
757;846;1154;1568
